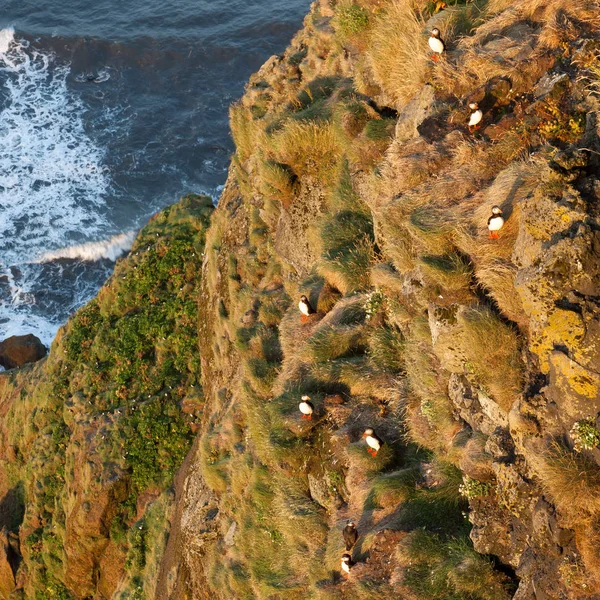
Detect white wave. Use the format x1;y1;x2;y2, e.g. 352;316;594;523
0;27;15;54
38;231;136;263
0;29;117;345
0;29;111;268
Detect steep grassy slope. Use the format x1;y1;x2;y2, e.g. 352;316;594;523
0;195;213;599
161;0;600;598
2;0;600;598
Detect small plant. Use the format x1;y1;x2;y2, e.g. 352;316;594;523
337;4;370;37
364;290;386;320
537;98;585;143
570;419;600;453
459;475;493;499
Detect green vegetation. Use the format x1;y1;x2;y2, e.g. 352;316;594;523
570;419;600;453
401;530;513;600
459;475;494;499
336;4;370;38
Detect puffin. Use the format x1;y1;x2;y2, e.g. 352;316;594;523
468;102;483;131
487;206;505;239
298;294;316;322
343;520;358;551
428;28;445;61
363;428;383;457
341;553;354;576
299;395;314;420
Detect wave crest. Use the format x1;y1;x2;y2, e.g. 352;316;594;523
38;231;136;263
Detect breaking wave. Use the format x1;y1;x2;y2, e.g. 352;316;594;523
38;231;136;263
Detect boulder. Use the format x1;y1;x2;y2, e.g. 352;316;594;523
0;335;47;369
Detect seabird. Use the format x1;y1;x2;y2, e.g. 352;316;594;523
341;553;354;576
468;102;483;131
343;520;358;551
298;295;316;322
299;395;314;420
487;206;505;239
429;29;445;61
363;428;383;456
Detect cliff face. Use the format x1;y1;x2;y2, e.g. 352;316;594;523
2;0;600;598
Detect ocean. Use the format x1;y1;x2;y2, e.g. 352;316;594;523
0;0;309;347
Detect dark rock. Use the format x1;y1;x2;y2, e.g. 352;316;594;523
484;114;518;141
0;335;47;369
241;309;257;325
485;427;515;462
551;148;589;171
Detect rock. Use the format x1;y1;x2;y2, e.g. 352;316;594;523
396;84;438;143
533;72;570;101
0;335;47;369
544;351;600;421
308;473;332;509
484;114;518;141
324;394;345;406
0;528;16;598
223;521;237;547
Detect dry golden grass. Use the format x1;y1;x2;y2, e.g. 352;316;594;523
370;262;405;294
318;236;376;295
403;318;459;448
230;104;267;163
458;306;522;411
255;159;297;209
418;253;473;295
363;0;430;107
271;120;344;183
535;441;600;523
458;433;494;482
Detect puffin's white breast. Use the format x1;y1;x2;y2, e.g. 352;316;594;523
341;562;350;574
488;216;505;231
298;301;310;316
468;110;483;127
299;401;313;415
429;37;444;54
366;435;381;451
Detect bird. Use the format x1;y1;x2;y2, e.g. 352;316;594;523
428;28;445;61
299;395;314;420
343;520;358;551
341;553;354;576
363;428;383;457
298;295;316;322
487;206;505;240
468;102;483;131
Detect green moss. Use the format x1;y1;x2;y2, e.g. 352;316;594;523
336;4;370;37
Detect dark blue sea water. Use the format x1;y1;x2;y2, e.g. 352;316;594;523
0;0;309;345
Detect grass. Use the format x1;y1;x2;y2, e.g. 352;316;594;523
5;194;214;598
335;3;371;39
367;466;421;508
419;253;473;295
362;0;429;107
271;120;344;184
535;441;600;523
256;160;297;209
399;530;514;600
458;307;522;411
307;324;368;363
368;325;405;373
318;210;376;294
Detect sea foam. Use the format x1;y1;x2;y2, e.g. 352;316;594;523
38;231;136;263
0;29;115;344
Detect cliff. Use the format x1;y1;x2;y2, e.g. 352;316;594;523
2;0;600;598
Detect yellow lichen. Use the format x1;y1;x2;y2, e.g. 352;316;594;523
530;309;585;373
